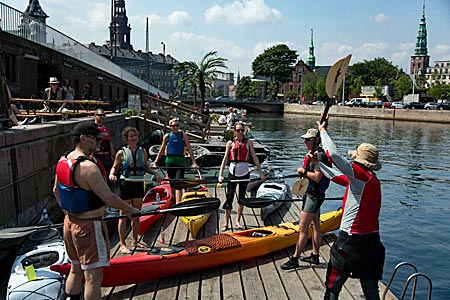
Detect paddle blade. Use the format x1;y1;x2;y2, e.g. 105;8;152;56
292;178;309;197
325;54;352;99
0;224;57;240
159;197;220;216
241;197;276;208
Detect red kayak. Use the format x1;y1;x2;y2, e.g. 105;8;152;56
51;209;342;287
137;182;172;235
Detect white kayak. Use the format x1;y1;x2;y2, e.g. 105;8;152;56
7;210;69;300
257;181;293;220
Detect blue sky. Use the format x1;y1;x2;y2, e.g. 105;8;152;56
5;0;450;77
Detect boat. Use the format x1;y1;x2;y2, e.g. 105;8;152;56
7;209;69;300
148;144;211;167
257;181;293;220
181;190;212;239
138;182;173;235
51;209;342;287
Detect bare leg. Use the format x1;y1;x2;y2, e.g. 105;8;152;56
175;189;182;205
236;204;244;228
118;200;131;254
222;209;231;230
65;264;83;296
310;210;322;255
83;267;103;300
293;211;315;257
130;197;143;246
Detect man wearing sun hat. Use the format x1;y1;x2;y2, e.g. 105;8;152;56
42;77;66;112
317;117;385;300
53;122;140;300
281;127;330;270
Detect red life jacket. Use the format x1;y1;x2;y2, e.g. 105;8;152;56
229;138;249;162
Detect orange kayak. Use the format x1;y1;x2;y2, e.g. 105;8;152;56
51;209;342;287
137;182;172;235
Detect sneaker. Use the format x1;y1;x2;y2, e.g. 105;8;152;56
39;108;49;112
280;257;299;270
299;253;320;265
29;117;37;124
18;118;28;126
61;108;70;113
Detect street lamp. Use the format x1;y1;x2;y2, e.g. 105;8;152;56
161;42;165;56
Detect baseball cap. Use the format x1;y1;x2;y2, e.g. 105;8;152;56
301;128;318;139
72;122;108;139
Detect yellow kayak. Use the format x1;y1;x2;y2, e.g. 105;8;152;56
181;191;212;238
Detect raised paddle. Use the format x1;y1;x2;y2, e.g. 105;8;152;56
0;197;220;240
169;173;301;190
240;197;343;208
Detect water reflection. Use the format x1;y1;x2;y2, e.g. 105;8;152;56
250;113;450;299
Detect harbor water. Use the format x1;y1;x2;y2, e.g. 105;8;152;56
250;113;449;299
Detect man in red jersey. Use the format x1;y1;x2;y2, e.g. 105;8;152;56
317;117;385;300
94;108;116;180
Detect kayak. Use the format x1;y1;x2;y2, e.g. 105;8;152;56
181;191;212;239
138;182;173;235
51;209;342;287
7;209;69;300
257;181;292;220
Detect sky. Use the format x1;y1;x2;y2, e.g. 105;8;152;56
4;0;450;78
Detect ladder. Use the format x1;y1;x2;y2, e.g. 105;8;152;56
382;262;432;300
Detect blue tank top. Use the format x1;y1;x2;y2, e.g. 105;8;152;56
166;132;185;156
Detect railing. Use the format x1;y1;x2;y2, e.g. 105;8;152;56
0;1;168;98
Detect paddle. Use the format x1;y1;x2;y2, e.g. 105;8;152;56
169;173;300;190
0;197;220;240
241;197;343;208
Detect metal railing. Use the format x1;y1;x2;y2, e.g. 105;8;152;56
0;1;168;98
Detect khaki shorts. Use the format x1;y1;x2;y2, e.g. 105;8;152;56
64;215;110;270
301;194;325;213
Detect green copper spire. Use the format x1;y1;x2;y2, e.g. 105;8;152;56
414;1;428;56
306;28;316;69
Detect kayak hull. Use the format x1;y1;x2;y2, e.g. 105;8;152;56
138;182;172;235
51;209;342;287
257;181;292;220
181;191;212;239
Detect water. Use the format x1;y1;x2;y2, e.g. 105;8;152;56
250;113;450;299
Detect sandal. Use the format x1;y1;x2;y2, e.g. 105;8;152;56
119;246;131;255
221;225;229;231
235;223;244;229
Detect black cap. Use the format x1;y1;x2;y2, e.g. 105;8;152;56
72;122;107;139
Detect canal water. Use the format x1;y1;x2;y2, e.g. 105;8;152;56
250;113;449;299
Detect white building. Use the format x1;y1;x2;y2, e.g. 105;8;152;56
426;60;450;87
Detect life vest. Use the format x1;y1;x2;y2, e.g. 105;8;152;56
96;126;111;154
121;146;146;177
229;138;249;163
56;155;105;213
166;132;186;156
303;148;330;195
45;87;64;100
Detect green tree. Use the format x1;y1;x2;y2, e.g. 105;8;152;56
302;72;318;102
315;75;327;99
252;44;298;85
267;82;278;99
235;76;251;99
394;74;411;100
249;81;262;98
349;57;400;86
428;83;446;100
284;90;298;100
174;51;228;107
373;79;384;99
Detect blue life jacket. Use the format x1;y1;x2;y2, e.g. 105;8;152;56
166;132;185;156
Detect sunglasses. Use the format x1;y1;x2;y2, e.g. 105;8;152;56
304;137;314;142
170;124;180;127
235;129;245;133
85;135;102;142
96;114;106;117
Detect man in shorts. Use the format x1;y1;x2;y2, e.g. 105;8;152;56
53;122;140;300
281;128;330;270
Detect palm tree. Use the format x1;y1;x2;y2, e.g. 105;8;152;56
173;51;227;107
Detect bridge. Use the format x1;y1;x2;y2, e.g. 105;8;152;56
182;100;284;113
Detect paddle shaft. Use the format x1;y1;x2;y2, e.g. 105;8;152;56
241;196;343;208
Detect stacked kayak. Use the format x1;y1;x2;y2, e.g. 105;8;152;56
138;182;172;235
7;210;69;300
181;190;212;239
51;209;342;287
257;181;292;220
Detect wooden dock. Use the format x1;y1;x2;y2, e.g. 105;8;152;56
101;186;397;300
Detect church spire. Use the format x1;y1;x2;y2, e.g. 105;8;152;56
414;1;428;56
306;28;316;70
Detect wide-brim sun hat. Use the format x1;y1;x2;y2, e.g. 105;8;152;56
49;77;59;84
301;128;318;139
348;143;382;171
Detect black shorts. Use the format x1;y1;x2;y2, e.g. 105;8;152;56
166;164;185;181
118;181;144;200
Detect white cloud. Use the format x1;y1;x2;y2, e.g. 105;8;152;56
397;42;415;51
355;42;390;57
167;11;194;26
371;13;389;23
205;0;282;25
131;11;193;28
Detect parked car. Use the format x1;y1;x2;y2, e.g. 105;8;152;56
367;101;383;108
345;98;362;107
383;101;392;109
406;102;425;109
437;102;450;110
312;100;325;105
391;102;405;109
424;102;438;110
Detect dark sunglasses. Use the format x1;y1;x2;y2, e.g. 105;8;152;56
170;124;180;127
235;129;245;133
96;114;106;117
85;135;102;142
304;137;314;142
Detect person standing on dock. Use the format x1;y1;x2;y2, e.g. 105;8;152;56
109;127;162;254
53;122;141;300
94;109;116;180
218;122;266;231
317;117;385;300
152;118;199;204
281;128;330;270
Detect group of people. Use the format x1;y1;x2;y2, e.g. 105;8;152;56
42;76;77;113
53;106;385;300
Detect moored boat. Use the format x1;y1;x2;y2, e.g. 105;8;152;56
7;210;68;300
138;182;173;235
257;181;293;220
51;209;342;287
181;190;212;239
